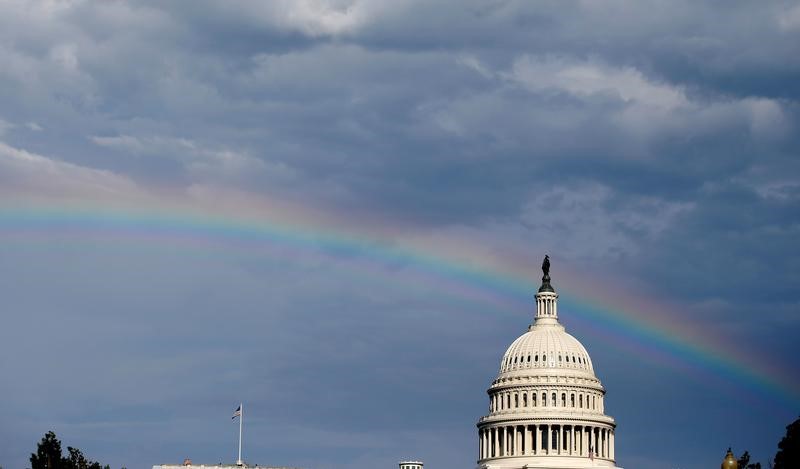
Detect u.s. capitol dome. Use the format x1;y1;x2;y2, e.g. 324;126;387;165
476;257;621;469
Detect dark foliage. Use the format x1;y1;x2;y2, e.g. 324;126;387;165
29;432;110;469
774;417;800;469
737;450;762;469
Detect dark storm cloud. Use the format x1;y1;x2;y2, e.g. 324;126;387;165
1;2;798;469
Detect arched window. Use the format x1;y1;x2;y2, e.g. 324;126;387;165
579;394;583;408
592;395;596;410
533;393;537;406
571;393;575;407
507;394;511;409
542;392;547;406
515;393;519;408
561;393;566;407
558;355;562;363
527;354;531;363
523;393;528;407
552;392;557;407
535;354;539;363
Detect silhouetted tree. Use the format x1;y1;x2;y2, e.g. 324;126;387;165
29;432;110;469
774;417;800;469
30;431;64;469
738;450;762;469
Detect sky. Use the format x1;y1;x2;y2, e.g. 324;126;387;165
0;1;799;469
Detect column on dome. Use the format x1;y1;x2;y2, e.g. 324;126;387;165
517;425;523;455
569;425;576;454
594;427;600;458
610;430;615;460
567;425;573;455
553;425;559;454
514;425;519;455
600;428;605;458
525;425;532;455
542;424;549;455
492;427;498;458
587;427;592;458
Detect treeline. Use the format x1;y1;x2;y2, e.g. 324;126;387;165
738;416;799;469
27;431;123;469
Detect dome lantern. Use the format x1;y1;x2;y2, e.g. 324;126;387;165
534;254;558;324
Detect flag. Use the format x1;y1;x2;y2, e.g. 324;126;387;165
232;405;242;420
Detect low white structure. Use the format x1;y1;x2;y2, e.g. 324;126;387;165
399;461;424;469
476;259;622;469
153;465;301;469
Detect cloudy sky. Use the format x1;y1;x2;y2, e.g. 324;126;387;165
1;1;799;469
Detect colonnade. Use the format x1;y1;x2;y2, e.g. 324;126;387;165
491;389;603;413
478;424;614;461
536;294;558;318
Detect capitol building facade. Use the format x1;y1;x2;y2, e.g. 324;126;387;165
475;257;620;469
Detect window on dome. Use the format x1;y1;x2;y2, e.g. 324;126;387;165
552;392;556;406
579;395;583;408
514;356;518;364
527;355;531;363
523;393;528;407
543;354;546;362
572;355;576;363
535;354;538;363
561;393;566;407
542;393;546;406
507;394;511;408
558;355;562;362
515;393;519;408
532;393;537;406
571;394;575;407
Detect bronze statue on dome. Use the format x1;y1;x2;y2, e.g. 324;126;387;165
542;255;550;278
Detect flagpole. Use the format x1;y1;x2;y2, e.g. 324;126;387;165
237;402;243;466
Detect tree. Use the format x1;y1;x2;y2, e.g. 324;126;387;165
738;450;762;469
30;431;64;469
29;431;110;469
774;417;800;469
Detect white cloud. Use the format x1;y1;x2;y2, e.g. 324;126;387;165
509;55;689;110
91;134;285;182
0;140;139;198
778;3;800;31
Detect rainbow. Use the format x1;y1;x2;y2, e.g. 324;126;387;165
1;195;798;409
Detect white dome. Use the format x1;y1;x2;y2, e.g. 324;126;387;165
498;323;595;377
476;263;620;469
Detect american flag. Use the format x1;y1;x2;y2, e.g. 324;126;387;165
232;405;242;420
